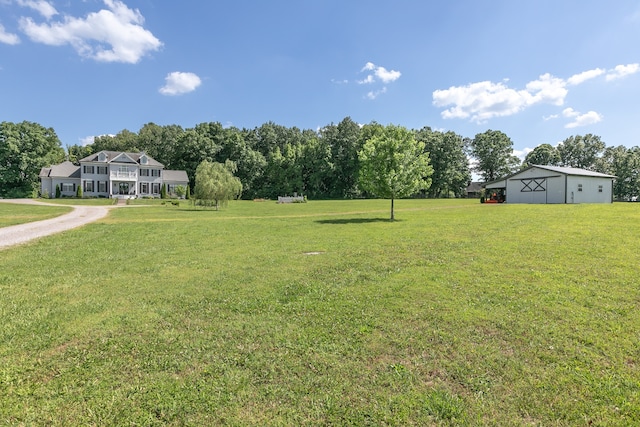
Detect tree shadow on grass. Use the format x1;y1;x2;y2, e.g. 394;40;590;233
315;218;402;225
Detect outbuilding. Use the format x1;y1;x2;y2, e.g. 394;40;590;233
483;165;616;204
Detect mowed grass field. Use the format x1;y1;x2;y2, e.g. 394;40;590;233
0;203;72;227
1;199;639;425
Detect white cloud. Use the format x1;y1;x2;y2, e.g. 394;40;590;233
567;68;605;85
18;0;162;63
357;74;375;85
361;62;375;72
17;0;58;20
525;73;567;106
606;63;640;81
433;75;567;123
562;108;603;128
433;63;640;123
355;62;400;99
513;148;533;161
0;23;20;44
365;87;387;100
358;61;401;84
159;71;202;96
80;135;95;146
375;65;401;83
562;107;579;118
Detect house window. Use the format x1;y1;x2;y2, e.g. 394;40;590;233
84;181;94;192
151;169;161;177
97;166;107;175
578;184;583;192
98;181;107;193
62;183;74;192
140;169;149;177
140;182;149;194
119;165;129;173
598;185;603;193
83;165;95;174
152;183;160;194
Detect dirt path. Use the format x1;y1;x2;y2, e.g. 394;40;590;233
0;199;114;250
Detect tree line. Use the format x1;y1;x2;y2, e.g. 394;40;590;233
26;118;471;200
1;119;639;200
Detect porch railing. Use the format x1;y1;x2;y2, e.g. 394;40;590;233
110;171;137;179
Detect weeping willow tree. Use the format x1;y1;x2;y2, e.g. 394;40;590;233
193;160;243;210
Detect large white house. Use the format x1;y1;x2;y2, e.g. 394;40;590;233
39;151;189;199
484;165;616;204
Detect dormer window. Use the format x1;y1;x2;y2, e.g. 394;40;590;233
98;152;107;162
140;155;148;165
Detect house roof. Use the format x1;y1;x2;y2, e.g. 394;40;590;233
484;164;616;187
39;167;50;178
39;161;80;178
163;170;189;183
79;151;164;167
466;182;483;193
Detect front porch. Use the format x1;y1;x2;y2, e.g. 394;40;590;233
111;181;136;199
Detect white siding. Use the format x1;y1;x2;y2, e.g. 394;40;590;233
546;176;565;204
566;176;612;203
489;166;614;204
40;177;52;196
50;178;80;197
504;167;564;204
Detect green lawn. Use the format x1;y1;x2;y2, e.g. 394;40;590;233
39;198;117;206
1;199;639;425
0;203;72;227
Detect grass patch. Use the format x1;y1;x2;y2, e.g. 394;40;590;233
127;198;171;206
0;203;72;227
1;199;639;425
40;198;117;206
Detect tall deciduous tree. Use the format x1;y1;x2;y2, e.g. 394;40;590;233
323;117;363;198
596;145;640;200
415;127;470;198
92;129;140;153
220;127;266;199
0;121;65;197
523;143;560;167
173;129;222;186
193;160;243;210
261;144;303;198
300;136;333;199
557;134;605;170
66;144;93;164
469;130;520;182
358;124;433;220
137;122;184;169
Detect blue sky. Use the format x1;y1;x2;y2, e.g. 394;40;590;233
1;0;639;160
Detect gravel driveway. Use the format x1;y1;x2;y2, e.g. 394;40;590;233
0;199;114;250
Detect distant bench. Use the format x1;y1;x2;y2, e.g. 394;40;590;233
277;196;305;203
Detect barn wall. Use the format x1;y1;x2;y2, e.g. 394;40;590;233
505;167;564;204
486;167;614;204
566;176;612;204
